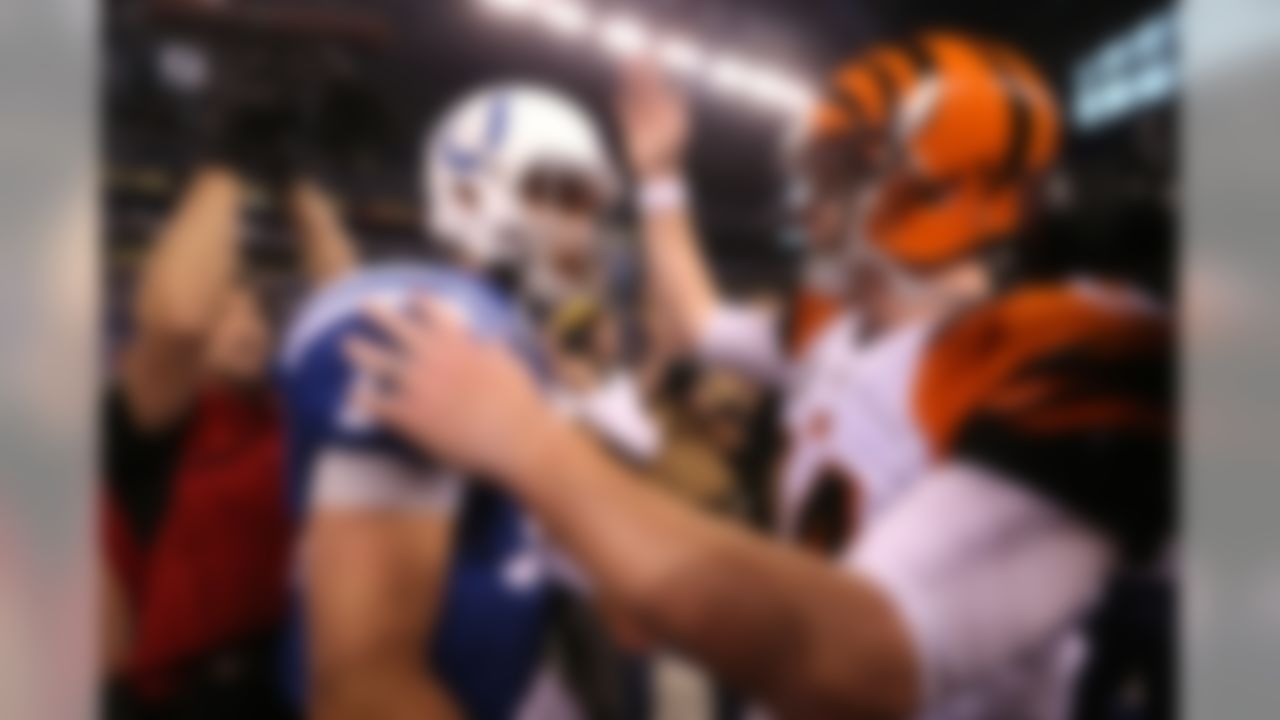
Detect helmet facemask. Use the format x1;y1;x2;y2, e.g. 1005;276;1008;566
836;160;1011;330
509;160;614;315
787;127;888;295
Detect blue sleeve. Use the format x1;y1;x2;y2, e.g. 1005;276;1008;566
276;264;542;513
283;313;429;460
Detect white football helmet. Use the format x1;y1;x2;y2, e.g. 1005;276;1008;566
422;83;617;279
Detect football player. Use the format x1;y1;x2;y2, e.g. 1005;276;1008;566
278;83;621;720
342;31;1171;720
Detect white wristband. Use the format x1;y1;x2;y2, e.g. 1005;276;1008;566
636;176;688;214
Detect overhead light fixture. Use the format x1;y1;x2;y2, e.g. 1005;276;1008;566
743;68;783;103
599;14;649;58
479;0;535;17
711;55;815;116
656;35;703;75
156;41;208;94
538;0;591;38
474;0;813;118
1072;8;1178;131
728;64;810;114
761;72;816;113
709;55;753;93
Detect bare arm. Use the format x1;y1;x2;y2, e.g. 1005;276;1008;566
345;301;919;719
618;65;721;351
635;190;720;351
507;438;1111;720
303;472;462;720
516;422;917;719
287;179;360;288
121;166;242;429
619;68;787;381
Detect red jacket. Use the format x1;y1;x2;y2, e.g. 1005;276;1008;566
104;386;291;700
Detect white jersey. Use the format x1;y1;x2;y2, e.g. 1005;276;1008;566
775;312;934;554
701;300;1119;720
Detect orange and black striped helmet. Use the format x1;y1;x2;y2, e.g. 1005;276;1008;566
799;30;1061;270
792;43;916;197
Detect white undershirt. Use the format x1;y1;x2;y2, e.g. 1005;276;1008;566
310;449;462;513
852;462;1115;720
696;303;787;386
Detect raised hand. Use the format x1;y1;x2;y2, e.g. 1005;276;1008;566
616;61;692;180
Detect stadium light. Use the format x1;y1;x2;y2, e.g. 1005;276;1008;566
765;73;817;113
479;0;535;17
656;35;704;75
599;14;649;58
724;63;814;115
708;55;752;92
730;64;815;116
156;41;208;93
472;0;815;119
537;0;591;38
1072;8;1177;131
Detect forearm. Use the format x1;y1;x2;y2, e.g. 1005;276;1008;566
509;421;917;718
620;66;721;352
639;187;786;384
135;167;242;338
638;182;721;351
311;664;461;720
122;167;243;427
288;180;360;287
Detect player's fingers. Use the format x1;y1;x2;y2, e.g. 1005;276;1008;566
344;342;423;429
617;62;652;114
362;301;428;352
407;294;467;335
635;60;673;103
344;337;404;387
348;376;405;425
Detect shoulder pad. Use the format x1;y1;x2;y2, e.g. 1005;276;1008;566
915;280;1172;558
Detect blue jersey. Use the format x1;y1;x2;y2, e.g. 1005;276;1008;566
277;264;554;719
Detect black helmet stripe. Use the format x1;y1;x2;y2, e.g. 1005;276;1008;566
824;77;869;130
900;36;937;77
863;54;899;127
980;44;1033;187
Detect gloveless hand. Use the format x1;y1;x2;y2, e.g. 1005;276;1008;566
616;62;691;180
344;296;568;482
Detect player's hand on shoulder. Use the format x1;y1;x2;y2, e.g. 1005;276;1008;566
344;294;562;481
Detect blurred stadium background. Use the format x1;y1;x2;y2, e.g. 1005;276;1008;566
104;0;1176;321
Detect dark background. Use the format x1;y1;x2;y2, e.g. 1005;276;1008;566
104;0;1176;312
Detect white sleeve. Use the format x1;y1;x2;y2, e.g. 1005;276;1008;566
309;448;463;513
696;303;787;385
849;463;1115;713
556;372;663;462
